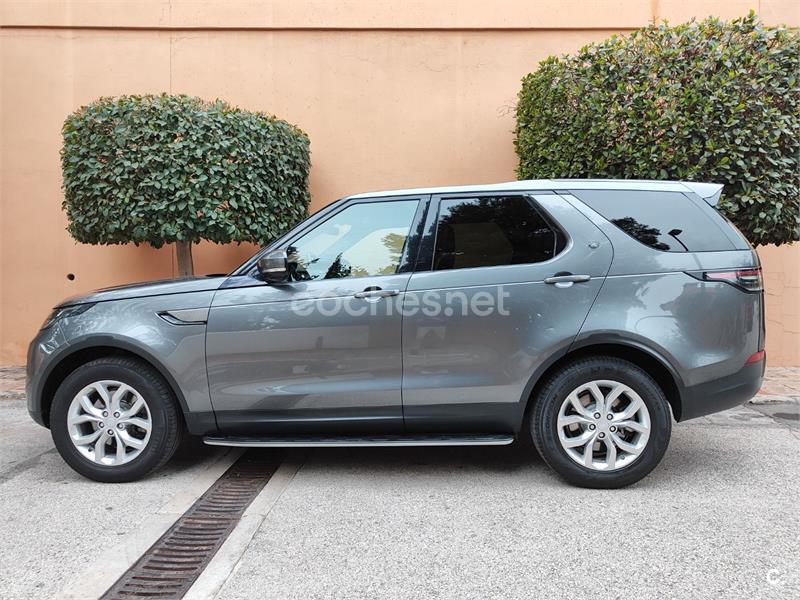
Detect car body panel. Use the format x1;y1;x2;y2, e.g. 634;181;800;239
401;193;613;432
577;272;762;386
27;290;217;433
205;272;411;433
57;276;226;307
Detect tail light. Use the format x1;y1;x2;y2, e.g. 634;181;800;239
688;267;763;292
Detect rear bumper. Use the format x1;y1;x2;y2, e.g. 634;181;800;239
680;359;764;421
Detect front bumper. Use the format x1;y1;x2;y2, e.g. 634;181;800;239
26;322;67;428
680;359;765;421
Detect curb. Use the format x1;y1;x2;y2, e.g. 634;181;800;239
183;450;306;600
748;395;800;405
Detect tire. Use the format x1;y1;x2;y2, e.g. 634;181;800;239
50;356;183;482
530;356;671;489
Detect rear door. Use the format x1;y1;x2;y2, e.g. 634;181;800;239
401;192;613;433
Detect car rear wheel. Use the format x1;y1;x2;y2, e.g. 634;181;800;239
50;357;183;482
530;356;671;488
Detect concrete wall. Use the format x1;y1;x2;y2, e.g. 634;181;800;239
1;0;798;365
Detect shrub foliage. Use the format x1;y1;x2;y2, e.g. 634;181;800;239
61;94;311;269
515;13;799;246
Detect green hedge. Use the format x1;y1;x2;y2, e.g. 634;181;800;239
62;94;311;248
515;13;799;246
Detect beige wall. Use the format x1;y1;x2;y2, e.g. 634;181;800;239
1;0;798;365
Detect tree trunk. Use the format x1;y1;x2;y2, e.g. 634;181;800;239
176;240;194;277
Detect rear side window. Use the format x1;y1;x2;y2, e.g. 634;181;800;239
433;195;564;270
573;190;735;252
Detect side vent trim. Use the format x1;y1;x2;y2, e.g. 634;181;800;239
158;308;209;325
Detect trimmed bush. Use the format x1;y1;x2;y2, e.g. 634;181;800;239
61;94;311;274
515;13;799;247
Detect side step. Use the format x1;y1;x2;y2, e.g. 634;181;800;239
203;433;515;448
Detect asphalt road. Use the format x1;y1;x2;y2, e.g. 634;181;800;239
0;398;797;600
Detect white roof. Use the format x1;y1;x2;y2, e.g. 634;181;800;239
346;179;723;200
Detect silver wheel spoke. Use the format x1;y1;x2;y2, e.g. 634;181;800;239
616;395;644;421
605;383;626;408
568;392;595;420
557;379;651;472
610;432;644;455
114;434;127;461
120;396;145;419
585;382;606;414
561;430;595;448
604;438;617;470
615;419;648;434
558;414;592;428
94;432;110;462
118;431;145;450
583;438;596;467
110;384;133;413
123;417;151;432
93;383;112;408
72;429;103;446
79;395;102;417
69;413;101;426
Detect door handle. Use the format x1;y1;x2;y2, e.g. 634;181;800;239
353;289;400;299
544;274;591;288
544;274;591;284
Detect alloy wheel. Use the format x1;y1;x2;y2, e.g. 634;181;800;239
557;379;651;471
66;380;152;466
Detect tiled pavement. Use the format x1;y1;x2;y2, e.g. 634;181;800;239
0;367;25;400
753;366;800;403
2;364;798;403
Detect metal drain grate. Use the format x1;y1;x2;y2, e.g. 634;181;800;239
101;450;283;600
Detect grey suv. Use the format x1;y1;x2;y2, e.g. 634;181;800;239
27;180;765;488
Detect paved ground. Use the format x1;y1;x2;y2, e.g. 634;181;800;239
211;407;800;600
0;366;798;599
0;397;237;599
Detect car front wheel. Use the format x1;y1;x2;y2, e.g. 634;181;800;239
530;356;672;488
50;357;182;482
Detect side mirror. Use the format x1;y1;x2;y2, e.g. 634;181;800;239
257;249;290;283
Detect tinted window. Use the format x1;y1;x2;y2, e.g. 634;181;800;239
574;190;735;252
288;200;418;280
433;196;563;270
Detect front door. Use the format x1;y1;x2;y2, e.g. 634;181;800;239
401;193;613;433
207;196;426;434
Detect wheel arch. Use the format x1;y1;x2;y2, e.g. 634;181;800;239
37;338;191;430
521;339;684;423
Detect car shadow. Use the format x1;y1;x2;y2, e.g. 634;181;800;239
159;435;221;474
261;442;547;477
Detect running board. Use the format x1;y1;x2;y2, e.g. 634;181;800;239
203;433;515;448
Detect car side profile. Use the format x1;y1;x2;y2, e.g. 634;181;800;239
27;179;765;488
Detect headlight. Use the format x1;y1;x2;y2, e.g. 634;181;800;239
40;303;95;330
